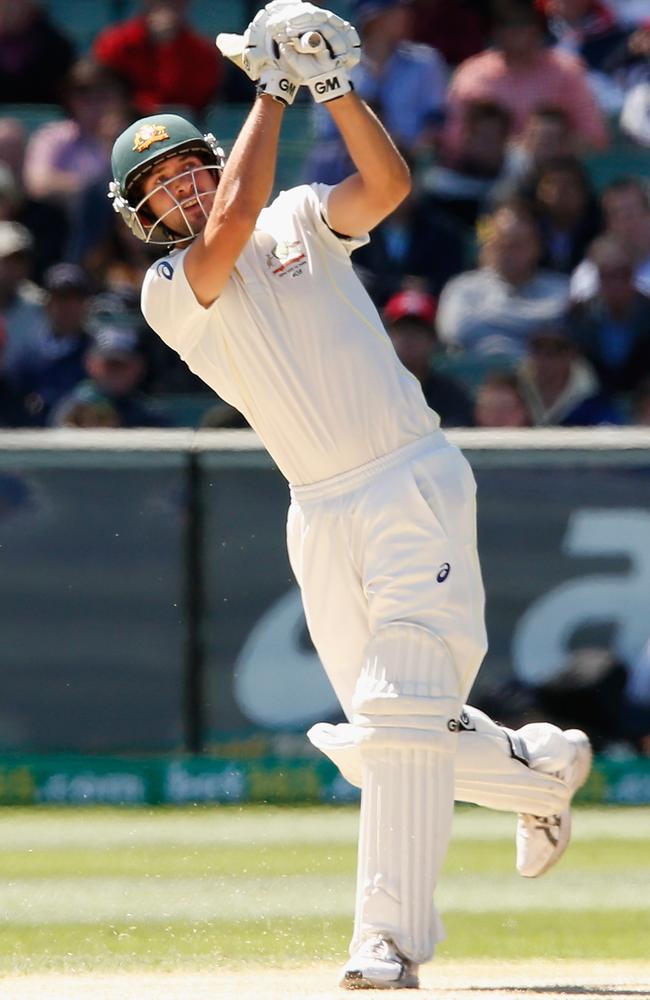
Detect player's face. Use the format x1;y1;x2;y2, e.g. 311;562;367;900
140;152;219;239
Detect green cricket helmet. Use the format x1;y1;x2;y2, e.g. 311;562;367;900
108;113;225;246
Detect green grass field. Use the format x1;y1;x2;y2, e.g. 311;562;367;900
0;804;648;977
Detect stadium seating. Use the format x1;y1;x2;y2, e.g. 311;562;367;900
432;353;517;392
45;0;118;54
203;102;315;191
0;104;64;133
43;0;247;52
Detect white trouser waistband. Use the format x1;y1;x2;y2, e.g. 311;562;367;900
289;431;447;505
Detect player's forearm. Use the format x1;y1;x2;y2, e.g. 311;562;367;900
204;95;285;240
326;93;411;204
184;95;284;306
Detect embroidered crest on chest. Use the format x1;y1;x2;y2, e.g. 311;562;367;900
266;240;306;278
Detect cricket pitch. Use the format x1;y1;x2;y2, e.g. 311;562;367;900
2;960;649;999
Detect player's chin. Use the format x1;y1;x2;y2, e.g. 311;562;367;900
167;209;208;241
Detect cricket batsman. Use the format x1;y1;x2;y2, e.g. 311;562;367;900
108;0;591;988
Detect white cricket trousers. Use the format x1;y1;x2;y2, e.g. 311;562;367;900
287;431;488;962
287;430;487;717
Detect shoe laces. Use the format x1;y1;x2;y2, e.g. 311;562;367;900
530;813;561;846
360;936;398;961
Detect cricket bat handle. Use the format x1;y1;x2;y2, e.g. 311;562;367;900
293;31;326;54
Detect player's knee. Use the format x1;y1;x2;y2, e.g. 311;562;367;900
352;622;461;752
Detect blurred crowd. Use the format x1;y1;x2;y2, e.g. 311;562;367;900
0;0;649;428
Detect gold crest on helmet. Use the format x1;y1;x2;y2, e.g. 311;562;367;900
132;124;170;153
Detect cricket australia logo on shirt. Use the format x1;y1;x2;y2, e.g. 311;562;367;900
266;240;306;279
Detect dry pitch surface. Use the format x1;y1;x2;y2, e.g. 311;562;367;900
2;960;650;999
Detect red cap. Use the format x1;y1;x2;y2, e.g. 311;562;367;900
383;289;437;326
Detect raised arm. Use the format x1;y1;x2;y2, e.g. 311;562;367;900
323;93;411;237
184;94;285;307
256;2;411;236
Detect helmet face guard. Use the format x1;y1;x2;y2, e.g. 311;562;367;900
109;115;226;246
110;156;223;245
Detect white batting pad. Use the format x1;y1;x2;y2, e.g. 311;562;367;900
350;623;461;964
308;707;572;818
454;707;571;817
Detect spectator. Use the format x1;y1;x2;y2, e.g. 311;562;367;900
305;0;449;183
87;285;203;394
517;322;623;424
445;0;609;154
93;0;223;116
351;156;468;304
383;289;475;425
80;211;159;299
570;177;650;300
0;0;75;104
51;326;167;428
473;370;532;426
0;221;44;377
408;0;490;67
539;0;622;47
0;161;68;283
423;100;513;228
531;156;602;273
539;1;650;112
22;59;134;218
11;263;92;425
537;0;631;104
437;200;570;357
498;104;578;199
0;317;30;426
54;383;122;428
568;235;650;394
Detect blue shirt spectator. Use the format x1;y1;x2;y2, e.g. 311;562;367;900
11;263;92;424
0;221;44;378
50;325;168;428
518;324;624;426
437;201;570;358
568;234;650;395
305;0;448;183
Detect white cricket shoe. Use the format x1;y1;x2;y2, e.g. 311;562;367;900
340;935;419;990
516;728;593;878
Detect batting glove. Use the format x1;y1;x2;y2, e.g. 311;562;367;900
267;5;360;103
216;2;301;106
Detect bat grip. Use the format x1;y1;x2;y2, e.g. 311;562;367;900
294;30;325;54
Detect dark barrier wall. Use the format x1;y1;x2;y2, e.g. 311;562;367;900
0;447;188;752
0;431;648;752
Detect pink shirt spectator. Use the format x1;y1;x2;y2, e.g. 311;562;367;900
23;120;108;204
446;47;609;152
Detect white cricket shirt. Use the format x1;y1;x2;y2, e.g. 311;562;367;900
141;183;439;485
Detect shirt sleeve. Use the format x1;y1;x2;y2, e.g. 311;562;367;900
141;249;213;355
266;183;370;255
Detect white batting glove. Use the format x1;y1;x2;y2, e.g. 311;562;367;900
267;6;360;103
216;2;301;105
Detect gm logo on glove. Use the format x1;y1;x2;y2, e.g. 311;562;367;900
314;76;341;95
